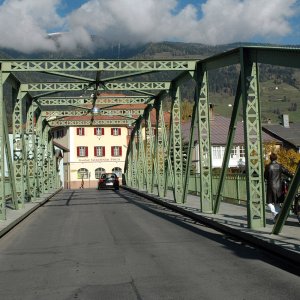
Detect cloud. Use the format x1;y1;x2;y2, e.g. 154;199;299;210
0;0;298;54
0;0;63;53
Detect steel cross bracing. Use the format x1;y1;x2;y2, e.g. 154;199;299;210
1;48;300;233
42;109;145;118
24;82;171;92
38;96;152;106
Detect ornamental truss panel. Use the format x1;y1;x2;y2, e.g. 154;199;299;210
38;96;151;106
42;109;145;118
2;60;196;72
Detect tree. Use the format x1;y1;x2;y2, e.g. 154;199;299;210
264;142;300;174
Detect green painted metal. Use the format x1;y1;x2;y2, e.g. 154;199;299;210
136;118;146;191
0;71;6;219
35;112;44;197
38;96;152;106
153;99;166;197
196;70;213;213
240;49;265;229
3;99;18;209
182;86;198;203
272;162;300;234
13;87;27;208
144;107;154;193
1;60;196;72
25;99;36;201
42;109;145;118
48;119;134;127
213;74;242;214
24;82;171;92
170;87;183;203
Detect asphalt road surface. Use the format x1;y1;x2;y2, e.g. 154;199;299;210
0;189;299;300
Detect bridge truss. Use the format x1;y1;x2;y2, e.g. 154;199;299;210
0;46;299;233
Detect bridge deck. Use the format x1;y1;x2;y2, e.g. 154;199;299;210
0;188;299;299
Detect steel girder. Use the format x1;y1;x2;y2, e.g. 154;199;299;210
23;82;170;92
0;71;5;219
1;60;196;72
38;96;152;106
48;119;133;127
42;109;145;118
169;87;183;203
240;50;265;229
13;88;27;208
196;70;213;213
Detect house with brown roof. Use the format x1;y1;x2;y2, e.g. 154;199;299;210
182;113;280;172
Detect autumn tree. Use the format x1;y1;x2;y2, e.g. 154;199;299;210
264;142;300;174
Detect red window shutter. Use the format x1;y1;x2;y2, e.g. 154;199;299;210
77;147;80;156
82;128;85;135
85;147;88;156
118;128;121;135
94;128;97;135
119;146;122;156
111;146;114;156
111;128;113;135
77;128;80;135
102;128;104;135
103;147;105;156
94;147;97;156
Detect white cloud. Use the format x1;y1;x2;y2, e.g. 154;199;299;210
0;0;298;54
0;0;63;53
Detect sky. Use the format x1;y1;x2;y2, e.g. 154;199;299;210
0;0;299;54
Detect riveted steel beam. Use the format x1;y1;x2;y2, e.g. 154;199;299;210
240;48;265;229
48;119;133;127
42;109;145;118
38;96;152;106
1;60;196;72
23;82;170;92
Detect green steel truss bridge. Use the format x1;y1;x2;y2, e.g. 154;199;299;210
1;46;300;234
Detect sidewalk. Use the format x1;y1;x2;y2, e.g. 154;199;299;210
123;186;300;265
0;188;62;238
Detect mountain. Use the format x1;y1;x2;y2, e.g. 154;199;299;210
1;41;299;124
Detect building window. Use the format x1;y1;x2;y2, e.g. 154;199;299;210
94;127;104;136
95;167;106;179
240;145;245;157
111;128;121;136
76;128;85;136
94;146;105;157
112;167;122;177
230;146;238;158
111;146;122;157
77;146;88;157
212;146;225;160
77;168;88;179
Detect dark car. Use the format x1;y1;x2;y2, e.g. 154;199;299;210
98;173;119;190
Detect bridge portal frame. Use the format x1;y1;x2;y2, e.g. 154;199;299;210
1;48;300;233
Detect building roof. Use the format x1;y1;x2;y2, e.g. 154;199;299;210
262;123;300;148
53;141;69;152
182;115;280;145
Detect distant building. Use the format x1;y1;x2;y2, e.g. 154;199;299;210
262;114;300;153
182;113;280;173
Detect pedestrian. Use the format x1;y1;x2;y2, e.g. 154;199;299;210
264;153;291;222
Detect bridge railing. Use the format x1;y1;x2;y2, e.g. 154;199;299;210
187;174;247;205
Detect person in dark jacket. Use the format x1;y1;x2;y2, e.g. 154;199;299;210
264;153;291;222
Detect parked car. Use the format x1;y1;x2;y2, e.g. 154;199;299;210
98;173;119;190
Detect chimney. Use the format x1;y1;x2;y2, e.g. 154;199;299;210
209;103;215;121
282;114;289;128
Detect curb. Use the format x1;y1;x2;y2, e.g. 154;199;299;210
0;188;63;239
122;186;300;266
